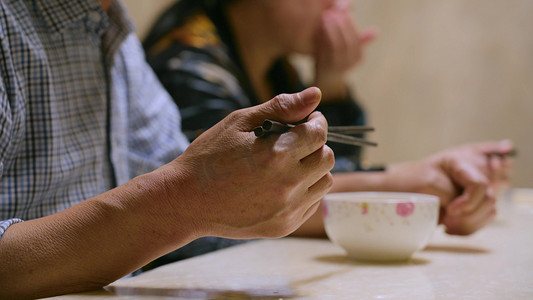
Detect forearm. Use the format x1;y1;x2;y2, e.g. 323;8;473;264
0;164;199;299
329;159;450;195
329;170;395;193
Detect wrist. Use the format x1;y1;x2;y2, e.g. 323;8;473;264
330;171;389;193
382;162;425;193
144;160;207;242
110;161;205;251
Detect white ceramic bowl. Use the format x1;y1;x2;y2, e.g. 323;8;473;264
323;192;439;262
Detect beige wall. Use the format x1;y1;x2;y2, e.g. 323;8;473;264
123;0;532;187
123;0;175;39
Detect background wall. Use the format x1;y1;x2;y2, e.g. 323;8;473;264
123;0;532;187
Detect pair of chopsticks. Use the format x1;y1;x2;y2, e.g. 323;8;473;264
254;119;377;147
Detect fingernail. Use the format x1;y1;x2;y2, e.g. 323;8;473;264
299;87;321;105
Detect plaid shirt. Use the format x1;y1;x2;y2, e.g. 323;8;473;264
0;0;189;237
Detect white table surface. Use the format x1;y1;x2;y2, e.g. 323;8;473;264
50;188;533;300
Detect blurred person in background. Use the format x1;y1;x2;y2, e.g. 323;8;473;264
143;0;514;269
0;0;335;298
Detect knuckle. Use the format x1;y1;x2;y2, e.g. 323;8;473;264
224;110;243;127
324;172;334;190
228;109;242;121
272;93;292;117
488;207;497;219
486;190;497;204
308;122;327;145
226;109;240;120
324;146;335;169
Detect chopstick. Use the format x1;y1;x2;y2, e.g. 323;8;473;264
327;132;378;147
254;119;518;155
254;119;377;147
327;125;375;134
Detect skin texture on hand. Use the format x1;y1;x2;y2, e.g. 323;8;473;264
433;140;514;235
311;140;514;238
0;87;334;299
386;140;514;235
169;87;335;238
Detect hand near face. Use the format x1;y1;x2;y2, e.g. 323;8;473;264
172;87;335;239
313;0;377;101
388;140;514;235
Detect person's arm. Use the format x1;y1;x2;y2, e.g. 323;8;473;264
0;87;334;299
0;171;197;297
0;74;26;236
293;140;514;238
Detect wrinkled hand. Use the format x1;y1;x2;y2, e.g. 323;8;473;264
435;141;514;235
173;87;335;239
388;140;514;235
314;0;377;100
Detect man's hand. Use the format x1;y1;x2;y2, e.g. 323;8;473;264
313;0;377;101
0;87;334;299
170;87;335;238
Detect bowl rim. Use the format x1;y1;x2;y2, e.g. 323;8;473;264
324;191;439;203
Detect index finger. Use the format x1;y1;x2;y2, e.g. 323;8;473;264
442;154;490;188
475;140;515;156
442;158;490;213
270;111;328;161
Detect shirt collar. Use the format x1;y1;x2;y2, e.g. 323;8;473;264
101;0;136;63
36;0;135;35
36;0;101;34
105;0;135;37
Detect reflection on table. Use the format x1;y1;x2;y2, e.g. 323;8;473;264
51;188;533;299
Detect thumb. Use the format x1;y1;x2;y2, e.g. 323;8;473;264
241;87;322;130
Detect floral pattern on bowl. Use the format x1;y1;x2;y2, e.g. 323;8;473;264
323;192;439;262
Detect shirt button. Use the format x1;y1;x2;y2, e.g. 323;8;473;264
88;11;102;23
